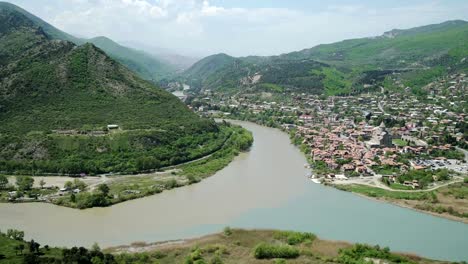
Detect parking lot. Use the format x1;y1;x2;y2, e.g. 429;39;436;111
412;159;468;174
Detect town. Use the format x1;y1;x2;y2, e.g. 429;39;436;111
185;72;467;192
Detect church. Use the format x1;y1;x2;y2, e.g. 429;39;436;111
366;122;394;148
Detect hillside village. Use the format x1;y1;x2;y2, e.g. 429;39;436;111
187;72;467;190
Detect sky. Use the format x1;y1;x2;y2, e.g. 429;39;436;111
4;0;468;57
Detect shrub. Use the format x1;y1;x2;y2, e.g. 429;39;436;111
338;244;409;263
165;179;178;189
223;227;232;236
274;231;316;245
210;255;223;264
187;175;201;184
253;243;300;259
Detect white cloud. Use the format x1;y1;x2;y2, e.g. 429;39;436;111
4;0;468;56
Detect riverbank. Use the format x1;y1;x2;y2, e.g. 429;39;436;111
222;116;468;225
105;229;445;264
333;183;468;224
0;228;448;264
1;121;467;260
0;124;253;209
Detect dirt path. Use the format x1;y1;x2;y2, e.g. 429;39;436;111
334;176;464;192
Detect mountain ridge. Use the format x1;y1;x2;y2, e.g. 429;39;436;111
182;19;468;95
0;1;181;81
0;6;224;175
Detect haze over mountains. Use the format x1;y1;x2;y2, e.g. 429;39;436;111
2;1;466;96
181;20;468;96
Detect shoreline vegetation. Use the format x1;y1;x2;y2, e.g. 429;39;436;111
0;122;253;209
333;183;468;224
0;228;453;264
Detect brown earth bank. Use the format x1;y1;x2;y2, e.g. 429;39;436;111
105;229;450;264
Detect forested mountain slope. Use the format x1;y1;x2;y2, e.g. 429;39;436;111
0;5;224;175
0;1;178;81
182;20;468;96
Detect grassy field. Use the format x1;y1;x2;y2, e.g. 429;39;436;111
334;184;431;200
106;229;445;264
1;229;447;264
393;139;409;147
335;182;468;223
0;233;62;264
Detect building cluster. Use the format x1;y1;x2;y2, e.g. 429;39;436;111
189;75;466;179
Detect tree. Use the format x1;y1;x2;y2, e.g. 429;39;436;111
91;242;101;252
73;179;87;191
0;175;8;190
15;244;25;255
29;239;40;254
98;184;110;196
39;179;46;189
64;181;73;190
16;176;34;191
7;229;24;241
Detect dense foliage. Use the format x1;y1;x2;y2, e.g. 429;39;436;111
0;7;231;176
253;243;300;259
397;169;451;188
338;244;413;264
0;124;229;175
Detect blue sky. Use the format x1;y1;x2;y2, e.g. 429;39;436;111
4;0;468;57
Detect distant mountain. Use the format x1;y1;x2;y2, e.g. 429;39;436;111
0;1;177;81
87;36;176;81
382;20;468;38
120;40;199;72
184;53;238;80
183;53;349;95
183;20;468;96
285;20;468;68
0;5;220;174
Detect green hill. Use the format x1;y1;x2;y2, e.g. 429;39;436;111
183;20;468;96
0;1;177;81
287;20;468;68
87;36;176;81
183;53;347;95
184;53;238;80
0;1;80;43
0;6;229;175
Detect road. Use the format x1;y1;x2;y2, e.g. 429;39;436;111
455;147;468;163
334;175;464;193
401;135;428;147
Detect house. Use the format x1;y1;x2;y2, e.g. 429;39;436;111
342;164;355;171
299;115;313;122
107;124;119;130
